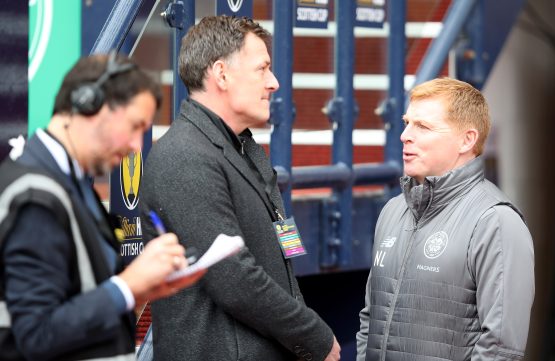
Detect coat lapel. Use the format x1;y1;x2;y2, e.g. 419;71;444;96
179;101;279;220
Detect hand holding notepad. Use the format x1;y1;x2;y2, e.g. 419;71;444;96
166;234;245;282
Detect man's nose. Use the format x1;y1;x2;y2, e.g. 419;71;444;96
130;133;143;153
400;125;412;143
267;70;279;92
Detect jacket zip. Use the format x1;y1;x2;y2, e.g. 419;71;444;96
380;220;420;361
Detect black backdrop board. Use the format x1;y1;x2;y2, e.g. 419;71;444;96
109;130;152;265
0;2;28;162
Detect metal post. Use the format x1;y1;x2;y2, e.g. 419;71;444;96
169;0;195;120
381;0;406;177
270;0;294;214
325;0;357;267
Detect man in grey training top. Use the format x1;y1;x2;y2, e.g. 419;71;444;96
357;77;534;361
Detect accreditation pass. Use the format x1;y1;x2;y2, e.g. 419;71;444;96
273;217;307;259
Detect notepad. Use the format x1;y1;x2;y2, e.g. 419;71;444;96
166;234;244;281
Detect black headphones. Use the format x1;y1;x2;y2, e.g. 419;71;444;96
70;50;136;116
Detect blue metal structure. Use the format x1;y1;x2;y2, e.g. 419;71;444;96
83;0;158;55
413;0;526;91
276;0;405;273
269;0;295;213
377;0;406;194
456;1;486;89
412;0;478;87
327;0;357;268
165;0;195;120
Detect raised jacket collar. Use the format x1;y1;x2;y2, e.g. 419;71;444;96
400;156;485;224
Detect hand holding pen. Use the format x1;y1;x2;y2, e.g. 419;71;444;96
116;210;204;304
117;231;199;303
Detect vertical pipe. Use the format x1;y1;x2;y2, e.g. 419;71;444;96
172;0;195;121
332;0;356;266
270;0;294;214
383;0;406;170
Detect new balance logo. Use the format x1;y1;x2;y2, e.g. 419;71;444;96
380;236;396;248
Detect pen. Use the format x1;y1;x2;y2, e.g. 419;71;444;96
149;210;198;265
149;210;166;235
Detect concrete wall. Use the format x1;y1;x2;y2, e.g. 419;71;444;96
483;0;555;359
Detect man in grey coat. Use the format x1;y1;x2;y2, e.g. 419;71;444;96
140;16;341;361
356;78;534;360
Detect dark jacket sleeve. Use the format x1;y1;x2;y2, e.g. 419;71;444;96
2;204;123;361
143;148;334;360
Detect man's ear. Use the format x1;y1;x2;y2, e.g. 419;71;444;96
211;60;227;90
460;128;479;154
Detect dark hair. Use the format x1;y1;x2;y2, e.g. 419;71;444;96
53;53;162;115
179;15;271;92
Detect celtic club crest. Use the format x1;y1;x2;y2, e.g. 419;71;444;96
423;231;449;259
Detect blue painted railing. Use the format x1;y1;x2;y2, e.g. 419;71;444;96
379;0;406;196
269;0;295;213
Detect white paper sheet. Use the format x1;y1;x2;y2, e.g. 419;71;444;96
166;234;244;281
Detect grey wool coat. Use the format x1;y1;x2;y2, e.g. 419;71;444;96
140;100;334;361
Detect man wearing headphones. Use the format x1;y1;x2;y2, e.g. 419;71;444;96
0;53;203;361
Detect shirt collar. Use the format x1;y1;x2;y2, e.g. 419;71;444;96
35;128;85;179
189;99;245;153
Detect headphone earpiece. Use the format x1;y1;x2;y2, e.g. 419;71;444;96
71;83;105;116
70;50;136;116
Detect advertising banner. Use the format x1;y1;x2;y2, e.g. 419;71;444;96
109;132;152;265
295;0;329;29
355;0;386;28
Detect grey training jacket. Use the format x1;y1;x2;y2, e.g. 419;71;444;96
357;157;534;361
